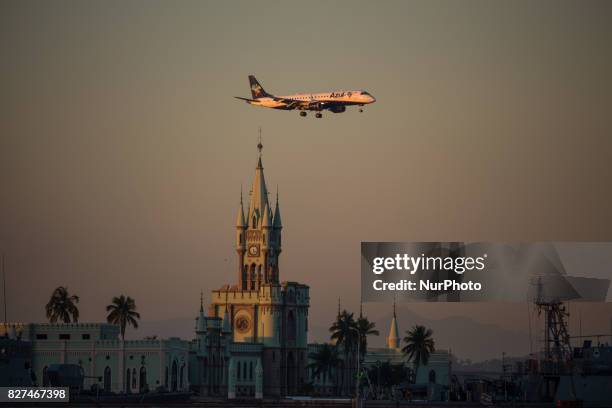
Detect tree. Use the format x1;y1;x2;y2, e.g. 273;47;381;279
356;315;379;360
106;295;141;340
45;286;80;323
368;361;410;398
329;310;358;395
308;343;341;386
402;325;435;373
330;310;358;353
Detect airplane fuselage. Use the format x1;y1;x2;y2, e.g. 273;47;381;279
255;91;375;109
236;76;376;117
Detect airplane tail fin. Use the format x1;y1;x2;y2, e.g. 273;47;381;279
249;75;270;98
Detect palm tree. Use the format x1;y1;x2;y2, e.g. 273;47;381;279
329;310;358;395
106;295;141;340
45;286;80;323
356;315;379;360
330;310;358;353
402;325;435;373
308;343;341;385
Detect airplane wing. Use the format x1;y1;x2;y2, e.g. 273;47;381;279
271;98;327;110
234;96;256;102
271;97;302;109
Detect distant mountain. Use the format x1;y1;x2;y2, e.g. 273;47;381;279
365;308;531;361
130;309;531;362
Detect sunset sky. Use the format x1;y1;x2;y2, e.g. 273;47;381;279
2;0;611;360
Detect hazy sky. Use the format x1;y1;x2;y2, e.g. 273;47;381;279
1;1;612;360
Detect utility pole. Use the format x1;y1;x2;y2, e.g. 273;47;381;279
502;351;507;402
356;331;360;408
2;253;6;327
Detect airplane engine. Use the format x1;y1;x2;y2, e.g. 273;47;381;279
329;105;346;113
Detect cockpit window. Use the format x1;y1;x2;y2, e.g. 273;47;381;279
361;91;370;96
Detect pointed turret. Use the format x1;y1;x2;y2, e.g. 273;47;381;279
247;148;270;228
222;309;232;333
273;189;282;229
236;191;246;228
196;290;206;333
387;299;400;350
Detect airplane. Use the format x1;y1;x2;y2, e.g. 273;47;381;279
234;75;376;118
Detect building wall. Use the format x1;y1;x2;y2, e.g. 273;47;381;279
17;323;190;394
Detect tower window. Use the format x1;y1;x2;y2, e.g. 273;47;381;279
252;216;257;229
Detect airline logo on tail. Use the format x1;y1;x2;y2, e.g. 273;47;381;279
235;75;376;118
249;75;269;99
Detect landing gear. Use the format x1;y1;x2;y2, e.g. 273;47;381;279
359;108;364;113
299;111;307;117
315;112;323;118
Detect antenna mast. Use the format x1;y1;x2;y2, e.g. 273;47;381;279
2;254;6;326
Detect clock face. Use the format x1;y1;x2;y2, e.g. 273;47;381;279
235;316;251;333
248;244;260;257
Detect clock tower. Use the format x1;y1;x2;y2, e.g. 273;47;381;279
235;141;281;290
209;141;309;397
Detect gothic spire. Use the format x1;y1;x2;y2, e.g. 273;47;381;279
196;290;206;333
236;189;246;228
248;140;270;227
273;186;282;228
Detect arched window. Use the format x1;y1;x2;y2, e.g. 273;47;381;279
237;360;241;379
243;362;247;381
132;368;136;389
249;361;253;380
252;216;257;229
288;310;296;341
429;369;436;384
179;364;185;389
42;366;49;387
164;366;168;388
103;366;111;392
202;357;208;381
287;352;296;393
125;368;131;393
171;361;178;391
139;366;147;392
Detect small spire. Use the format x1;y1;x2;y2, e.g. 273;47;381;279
387;297;400;350
273;186;282;229
257;127;263;155
236;188;246;228
200;290;204;313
